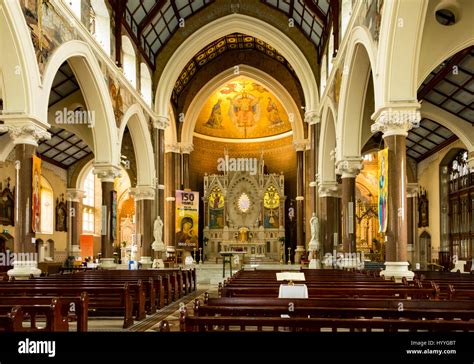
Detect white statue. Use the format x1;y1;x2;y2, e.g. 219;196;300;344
151;216;165;252
309;213;320;251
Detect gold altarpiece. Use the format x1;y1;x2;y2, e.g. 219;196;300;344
203;159;285;262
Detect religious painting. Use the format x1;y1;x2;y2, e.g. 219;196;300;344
209;187;224;229
418;188;429;228
0;179;14;227
377;148;388;233
111;190;117;241
55;194;67;232
176;190;199;250
32;155;42;233
195;76;291;139
365;0;384;42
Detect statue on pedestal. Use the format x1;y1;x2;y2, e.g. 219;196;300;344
152;216;165;269
308;213;321;269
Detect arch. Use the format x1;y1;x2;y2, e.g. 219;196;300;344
41;40;119;166
181;65;304;146
165;106;178;146
122;36;136;88
319;97;337;185
140;63;152;106
155;14;319;119
90;0;111;55
336;26;376;161
421;101;474;153
0;1;41;116
0;136;14;162
65;0;81;20
118;104;155;187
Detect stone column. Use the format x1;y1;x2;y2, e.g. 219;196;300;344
153;117;167;262
132;186;155;268
294;141;307;263
66;188;84;258
371;106;421;281
165;144;180;249
181;144;193;190
406;183;418;268
318;183;341;258
305;111;320;219
336;159;362;267
94;165;121;269
0;123;50;278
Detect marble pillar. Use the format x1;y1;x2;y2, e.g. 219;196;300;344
372;106;421;281
406;183;418;268
181;145;193;190
66;188;84;258
319;183;341;256
336;159;362;268
165;145;179;248
133;186;155;268
294;144;306;263
1;123;51;278
94;166;121;269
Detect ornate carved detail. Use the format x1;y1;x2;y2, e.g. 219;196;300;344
0;124;51;146
180;143;194;154
93;164;121;182
371;107;421;137
152;115;169;130
406;183;419;198
66;188;84;202
304;110;320;125
293;140;309;152
318;182;340;198
336;158;363;178
165;143;180;153
130;185;155;200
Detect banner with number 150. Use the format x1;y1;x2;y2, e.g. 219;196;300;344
175;190;199;250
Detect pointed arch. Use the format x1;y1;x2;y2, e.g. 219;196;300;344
119;104;155;187
319;98;337;185
41;40;118;167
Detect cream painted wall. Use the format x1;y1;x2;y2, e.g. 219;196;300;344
0;160;68;259
416;139;466;258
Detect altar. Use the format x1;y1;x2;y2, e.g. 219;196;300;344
202;157;285;262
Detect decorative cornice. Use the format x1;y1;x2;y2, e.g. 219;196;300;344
293;140;309;152
371;106;421;137
153;115;170;130
130;186;155;201
318;182;340;198
93;164;121;182
180;143;194;154
0;124;50;146
66;188;84;202
304;110;320;125
336;158;363;178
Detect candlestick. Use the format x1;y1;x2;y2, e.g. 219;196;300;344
199;247;203;264
333;233;338;248
193;248;197;263
287;247;291;265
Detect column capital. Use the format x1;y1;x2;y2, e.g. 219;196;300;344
93;164;121;182
180;143;194;154
468;151;474;169
153;115;169;130
336;158;363;178
318;182;340;198
304;110;320;125
293;140;309;152
406;183;419;197
165;143;180;153
130;185;155;200
371;105;421;137
66;188;84;202
0;123;50;146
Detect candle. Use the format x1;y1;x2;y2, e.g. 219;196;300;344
333;233;338;247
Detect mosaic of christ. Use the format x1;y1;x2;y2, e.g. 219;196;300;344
196;77;291;139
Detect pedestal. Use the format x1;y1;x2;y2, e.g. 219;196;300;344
71;245;81;258
100;258;116;270
7;260;42;279
152;259;164;269
139;256;153;269
294;246;305;264
380;261;414;282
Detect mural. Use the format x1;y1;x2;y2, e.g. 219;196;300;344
196;77;291;139
209;187;224;229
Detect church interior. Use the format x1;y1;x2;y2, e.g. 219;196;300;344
0;0;473;348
